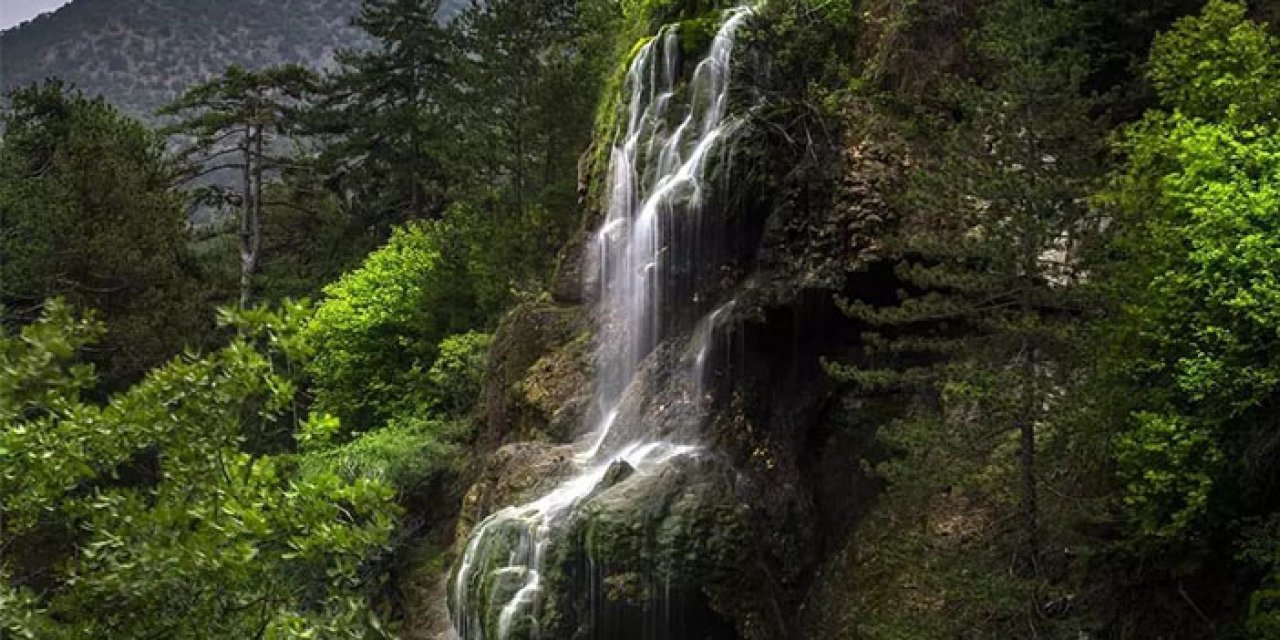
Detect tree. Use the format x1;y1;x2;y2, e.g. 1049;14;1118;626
440;0;614;310
301;0;614;316
448;0;594;212
1100;0;1280;547
161;64;318;308
304;221;480;436
831;0;1101;568
0;300;400;639
0;81;207;390
255;180;375;302
305;0;454;237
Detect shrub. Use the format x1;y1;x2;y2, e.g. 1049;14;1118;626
304;221;480;435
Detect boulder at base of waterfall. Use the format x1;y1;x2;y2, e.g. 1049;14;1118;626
532;454;784;640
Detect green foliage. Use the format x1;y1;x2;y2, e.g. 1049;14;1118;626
302;415;467;498
297;0;613;316
620;0;729;29
443;0;615;311
832;0;1101;568
304;221;480;434
258;183;374;302
0;301;399;638
441;198;571;314
426;331;492;417
802;0;854;25
0;82;209;389
1241;516;1280;637
162;64;320;307
0;574;56;640
839;505;1052;639
1101;0;1280;547
1114;412;1223;538
1147;0;1280;122
306;0;454;232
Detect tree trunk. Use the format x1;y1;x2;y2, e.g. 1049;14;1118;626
1017;216;1041;572
239;123;254;309
1018;343;1040;572
250;122;264;303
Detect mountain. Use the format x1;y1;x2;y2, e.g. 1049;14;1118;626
0;0;371;120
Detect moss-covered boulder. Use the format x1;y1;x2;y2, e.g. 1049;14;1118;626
532;454;784;640
516;330;593;444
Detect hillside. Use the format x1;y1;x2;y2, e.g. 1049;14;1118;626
0;0;371;119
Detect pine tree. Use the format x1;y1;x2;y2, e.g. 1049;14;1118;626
0;81;207;389
161;64;318;308
439;0;614;309
305;0;454;236
830;0;1101;568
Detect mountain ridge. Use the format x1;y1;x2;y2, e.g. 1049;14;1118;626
1;0;372;120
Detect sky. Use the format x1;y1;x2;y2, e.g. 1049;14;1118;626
1;0;72;30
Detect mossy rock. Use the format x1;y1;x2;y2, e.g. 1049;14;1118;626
586;1;747;215
516;330;593;444
534;454;784;640
480;300;588;448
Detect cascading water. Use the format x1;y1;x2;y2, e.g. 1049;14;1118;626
450;7;753;639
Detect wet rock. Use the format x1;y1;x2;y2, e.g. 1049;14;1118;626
597;460;635;491
516;332;593;443
552;229;593;304
480;301;589;448
535;455;783;640
454;442;577;544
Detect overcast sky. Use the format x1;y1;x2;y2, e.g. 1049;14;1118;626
2;0;72;30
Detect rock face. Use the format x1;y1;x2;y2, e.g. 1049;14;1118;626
443;7;903;639
542;454;757;640
478;301;591;450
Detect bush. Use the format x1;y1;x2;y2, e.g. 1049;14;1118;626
300;415;468;499
425;332;492;417
304;221;481;435
0;302;400;639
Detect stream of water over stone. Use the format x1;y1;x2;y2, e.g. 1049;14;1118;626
450;7;753;638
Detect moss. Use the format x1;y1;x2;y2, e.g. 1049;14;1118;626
585;35;647;211
585;1;741;212
677;15;720;57
516;329;593;442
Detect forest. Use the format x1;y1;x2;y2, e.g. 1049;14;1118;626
4;0;1280;638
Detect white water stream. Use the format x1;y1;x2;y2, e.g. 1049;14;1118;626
450;7;753;638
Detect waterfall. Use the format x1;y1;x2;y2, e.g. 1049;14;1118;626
450;7;753;638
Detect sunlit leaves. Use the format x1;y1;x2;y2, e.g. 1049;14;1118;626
304;221;479;434
0;303;399;638
1104;0;1280;544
